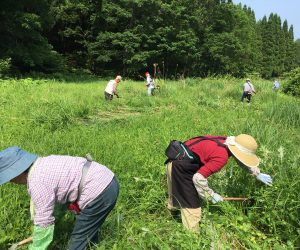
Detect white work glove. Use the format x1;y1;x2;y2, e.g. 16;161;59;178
211;193;223;204
256;173;273;186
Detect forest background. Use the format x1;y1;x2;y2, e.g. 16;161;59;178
1;1;300;249
1;0;300;79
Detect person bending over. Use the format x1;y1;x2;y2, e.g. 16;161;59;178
0;147;119;250
166;134;272;232
104;75;122;100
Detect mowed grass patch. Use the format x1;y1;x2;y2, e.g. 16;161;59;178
0;77;299;249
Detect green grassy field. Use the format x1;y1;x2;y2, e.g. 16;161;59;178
0;77;299;249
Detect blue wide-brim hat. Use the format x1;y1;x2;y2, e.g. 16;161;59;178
0;146;38;185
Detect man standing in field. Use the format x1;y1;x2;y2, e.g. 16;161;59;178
104;75;122;100
0;146;119;250
165;134;272;233
241;79;256;104
145;72;155;96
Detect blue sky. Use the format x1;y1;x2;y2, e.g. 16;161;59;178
232;0;300;40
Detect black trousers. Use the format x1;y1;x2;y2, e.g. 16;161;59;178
104;91;113;100
241;91;251;103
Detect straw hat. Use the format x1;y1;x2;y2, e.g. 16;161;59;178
0;146;37;185
225;134;260;168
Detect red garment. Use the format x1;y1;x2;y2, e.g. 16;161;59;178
184;136;231;178
67;202;81;215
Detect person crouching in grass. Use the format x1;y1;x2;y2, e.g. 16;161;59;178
166;134;272;233
104;75;122;100
0;146;119;250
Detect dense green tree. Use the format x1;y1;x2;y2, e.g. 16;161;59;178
286;25;297;70
283;67;300;96
0;0;298;77
46;0;103;69
272;14;284;76
200;2;260;77
282;20;289;71
0;0;63;73
87;0;204;77
295;39;300;66
258;15;274;77
257;14;297;78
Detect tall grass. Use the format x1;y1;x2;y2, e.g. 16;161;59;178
0;77;299;249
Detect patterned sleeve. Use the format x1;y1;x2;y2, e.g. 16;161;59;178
193;173;215;199
29;183;56;227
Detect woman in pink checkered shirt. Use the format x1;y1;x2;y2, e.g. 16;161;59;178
0;146;119;250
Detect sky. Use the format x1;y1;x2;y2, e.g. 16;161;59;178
232;0;300;40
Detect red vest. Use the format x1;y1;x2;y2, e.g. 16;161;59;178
184;136;231;178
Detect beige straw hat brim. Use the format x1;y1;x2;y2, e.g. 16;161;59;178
228;144;259;168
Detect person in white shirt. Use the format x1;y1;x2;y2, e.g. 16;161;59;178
145;72;155;96
272;79;280;92
104;75;122;100
241;78;256;103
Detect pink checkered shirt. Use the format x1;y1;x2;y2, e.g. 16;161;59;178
27;155;114;227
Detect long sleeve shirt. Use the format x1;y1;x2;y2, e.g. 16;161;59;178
146;76;155;89
28;155;114;227
243;82;255;93
105;80;118;95
187;136;260;200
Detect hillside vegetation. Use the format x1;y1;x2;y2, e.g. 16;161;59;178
0;77;299;249
0;1;298;78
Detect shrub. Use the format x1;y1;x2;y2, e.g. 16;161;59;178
0;58;11;77
283;67;300;97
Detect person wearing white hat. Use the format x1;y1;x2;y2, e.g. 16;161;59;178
145;72;155;96
166;134;272;233
0;146;119;250
104;75;122;100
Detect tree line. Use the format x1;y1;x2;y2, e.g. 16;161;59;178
0;0;299;78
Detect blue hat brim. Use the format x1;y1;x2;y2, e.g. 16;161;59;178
0;153;38;185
